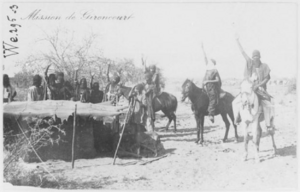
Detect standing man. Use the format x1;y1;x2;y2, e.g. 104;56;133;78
201;43;222;123
28;75;44;101
3;74;16;103
55;72;66;100
233;34;274;132
90;74;104;104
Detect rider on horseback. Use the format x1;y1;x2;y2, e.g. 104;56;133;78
201;43;222;123
233;34;274;132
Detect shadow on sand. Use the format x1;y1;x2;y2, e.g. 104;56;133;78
158;125;221;142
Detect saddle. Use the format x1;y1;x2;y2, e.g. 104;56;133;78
255;88;272;102
203;88;227;99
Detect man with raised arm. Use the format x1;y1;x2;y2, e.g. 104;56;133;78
233;34;274;132
201;43;222;123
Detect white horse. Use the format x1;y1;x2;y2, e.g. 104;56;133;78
234;79;277;163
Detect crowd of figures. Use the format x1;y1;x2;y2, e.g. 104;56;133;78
3;35;277;162
3;60;164;130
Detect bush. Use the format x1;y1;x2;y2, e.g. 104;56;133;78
3;117;63;187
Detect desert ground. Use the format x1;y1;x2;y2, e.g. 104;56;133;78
4;80;298;190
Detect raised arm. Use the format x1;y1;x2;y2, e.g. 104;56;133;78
142;57;147;73
106;63;110;82
44;64;51;82
235;35;251;62
201;43;208;65
90;73;94;89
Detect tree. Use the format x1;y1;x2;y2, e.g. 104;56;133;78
17;28;150;89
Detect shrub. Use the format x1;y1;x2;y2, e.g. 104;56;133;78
3;117;63;187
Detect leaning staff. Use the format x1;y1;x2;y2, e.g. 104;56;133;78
113;97;137;165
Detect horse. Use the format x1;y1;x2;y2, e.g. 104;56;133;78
116;84;178;132
181;79;238;144
234;79;276;163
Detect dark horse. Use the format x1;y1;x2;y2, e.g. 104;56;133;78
116;84;178;132
181;79;238;144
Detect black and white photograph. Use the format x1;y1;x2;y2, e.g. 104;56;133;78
2;0;298;190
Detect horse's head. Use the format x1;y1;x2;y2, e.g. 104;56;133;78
239;79;259;124
181;79;194;102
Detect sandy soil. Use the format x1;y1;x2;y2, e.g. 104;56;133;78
11;84;297;190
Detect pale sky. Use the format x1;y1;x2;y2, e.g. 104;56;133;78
2;2;298;80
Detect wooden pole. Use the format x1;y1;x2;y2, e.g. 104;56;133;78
113;99;134;165
72;104;77;169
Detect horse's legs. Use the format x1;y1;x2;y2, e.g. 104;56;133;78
228;108;239;142
221;113;230;143
253;123;262;163
243;123;249;161
194;114;200;144
199;115;205;145
162;109;172;131
172;112;177;133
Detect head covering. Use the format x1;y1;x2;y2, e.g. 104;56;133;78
149;65;156;70
210;59;216;65
48;74;56;84
80;78;87;88
112;72;120;84
3;74;10;87
145;72;152;82
93;82;99;90
252;50;261;58
135;83;144;94
33;75;42;87
56;72;64;77
206;59;216;70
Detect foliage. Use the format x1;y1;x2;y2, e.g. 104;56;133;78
4;117;64;187
12;70;35;88
15;28;149;89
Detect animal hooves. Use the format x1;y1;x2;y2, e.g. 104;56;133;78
255;158;261;163
222;139;227;143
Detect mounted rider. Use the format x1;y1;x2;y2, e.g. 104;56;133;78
201;43;222;123
143;57;161;131
233;34;274;133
